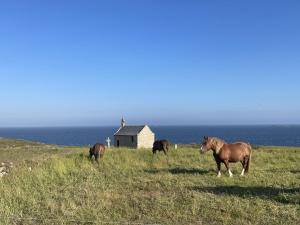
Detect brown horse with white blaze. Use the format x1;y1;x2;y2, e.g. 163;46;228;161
200;136;252;177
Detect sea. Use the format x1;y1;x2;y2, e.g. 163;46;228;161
0;125;300;147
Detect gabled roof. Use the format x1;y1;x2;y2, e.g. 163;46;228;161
114;125;147;136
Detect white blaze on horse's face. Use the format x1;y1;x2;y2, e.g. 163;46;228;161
200;145;206;154
200;137;210;153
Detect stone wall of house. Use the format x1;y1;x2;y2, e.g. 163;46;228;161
137;126;155;149
114;135;137;148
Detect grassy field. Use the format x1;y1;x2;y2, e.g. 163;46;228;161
0;139;300;225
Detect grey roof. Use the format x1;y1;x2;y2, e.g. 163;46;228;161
114;126;146;136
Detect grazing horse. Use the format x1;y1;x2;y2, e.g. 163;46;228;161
152;140;170;155
89;143;106;163
200;136;252;177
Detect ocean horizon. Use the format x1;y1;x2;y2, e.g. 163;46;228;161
0;125;300;147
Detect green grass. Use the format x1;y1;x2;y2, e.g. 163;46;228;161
0;139;300;225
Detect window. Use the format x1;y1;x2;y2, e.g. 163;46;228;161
131;136;134;143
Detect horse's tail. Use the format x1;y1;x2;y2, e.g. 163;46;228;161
245;144;252;173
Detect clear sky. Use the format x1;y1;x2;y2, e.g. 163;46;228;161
0;0;300;126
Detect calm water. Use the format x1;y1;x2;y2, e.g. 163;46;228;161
0;126;300;147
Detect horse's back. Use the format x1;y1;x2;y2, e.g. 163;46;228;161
232;142;251;153
230;142;250;147
222;142;251;160
153;139;169;151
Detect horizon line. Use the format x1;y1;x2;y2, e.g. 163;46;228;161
1;124;300;128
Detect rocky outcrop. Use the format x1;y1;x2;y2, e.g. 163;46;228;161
0;162;13;177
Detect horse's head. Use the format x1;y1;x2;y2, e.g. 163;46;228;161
200;136;225;154
200;136;213;154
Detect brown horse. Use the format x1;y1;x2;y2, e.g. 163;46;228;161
200;136;252;177
89;143;106;163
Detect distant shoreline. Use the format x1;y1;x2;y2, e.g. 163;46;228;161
0;126;300;147
1;124;300;128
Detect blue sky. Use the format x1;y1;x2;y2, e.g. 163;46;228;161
0;0;300;126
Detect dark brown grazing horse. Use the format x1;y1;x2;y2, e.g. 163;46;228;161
200;136;252;177
152;140;170;155
89;143;106;163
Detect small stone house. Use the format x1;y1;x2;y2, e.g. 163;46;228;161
114;118;155;149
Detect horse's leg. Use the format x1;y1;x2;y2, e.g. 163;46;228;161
163;149;167;155
217;161;221;177
241;156;249;176
240;160;245;176
162;148;169;165
213;155;222;177
95;153;100;165
89;151;93;161
224;160;233;177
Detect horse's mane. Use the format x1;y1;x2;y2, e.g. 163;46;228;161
211;137;226;145
210;137;226;153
